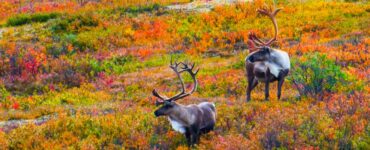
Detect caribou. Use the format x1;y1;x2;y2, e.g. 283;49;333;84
153;61;216;146
245;7;290;101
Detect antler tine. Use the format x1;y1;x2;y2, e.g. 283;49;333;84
180;61;192;69
249;32;265;46
190;62;195;70
153;60;200;105
153;56;179;105
152;60;185;105
170;59;180;69
174;64;186;91
257;7;281;46
152;89;167;105
152;61;183;105
168;61;199;102
247;6;281;51
152;89;166;100
188;67;199;94
248;32;264;52
180;62;199;92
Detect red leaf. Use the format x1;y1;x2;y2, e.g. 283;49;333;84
12;102;20;110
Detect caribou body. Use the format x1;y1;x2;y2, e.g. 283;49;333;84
245;7;290;101
153;61;216;146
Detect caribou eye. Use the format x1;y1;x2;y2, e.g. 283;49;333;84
164;101;174;107
249;56;254;62
262;47;269;52
267;48;272;53
164;104;173;109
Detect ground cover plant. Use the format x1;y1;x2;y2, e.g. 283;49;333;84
0;0;369;149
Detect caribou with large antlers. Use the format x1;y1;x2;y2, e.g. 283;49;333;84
153;61;216;146
245;7;290;101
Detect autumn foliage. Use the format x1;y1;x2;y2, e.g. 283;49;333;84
0;0;369;149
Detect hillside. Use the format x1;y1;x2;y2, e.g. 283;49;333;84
0;0;369;149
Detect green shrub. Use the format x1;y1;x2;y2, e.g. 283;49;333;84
344;0;362;2
31;13;59;22
122;3;162;15
70;13;99;31
50;18;69;33
47;33;78;57
86;54;189;76
100;56;135;74
6;14;31;26
289;53;349;100
0;85;10;102
49;13;101;52
75;29;110;51
230;59;245;69
7;13;59;26
50;13;99;33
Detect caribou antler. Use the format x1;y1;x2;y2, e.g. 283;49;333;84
153;60;199;105
248;6;281;51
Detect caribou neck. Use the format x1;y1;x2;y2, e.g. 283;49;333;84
168;103;197;126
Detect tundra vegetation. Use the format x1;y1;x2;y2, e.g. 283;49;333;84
0;0;369;149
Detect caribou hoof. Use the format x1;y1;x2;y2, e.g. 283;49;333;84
246;97;251;102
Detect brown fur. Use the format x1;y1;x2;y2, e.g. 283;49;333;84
155;101;216;146
245;58;289;101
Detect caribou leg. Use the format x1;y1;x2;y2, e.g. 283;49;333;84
264;68;271;101
191;126;200;145
264;80;270;101
246;78;258;102
277;77;285;100
277;69;289;100
185;128;191;146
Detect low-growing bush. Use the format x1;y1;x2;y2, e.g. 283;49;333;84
6;14;31;26
75;29;111;51
87;55;135;75
122;3;162;15
7;13;59;26
0;85;10;101
50;13;100;33
289;53;362;100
